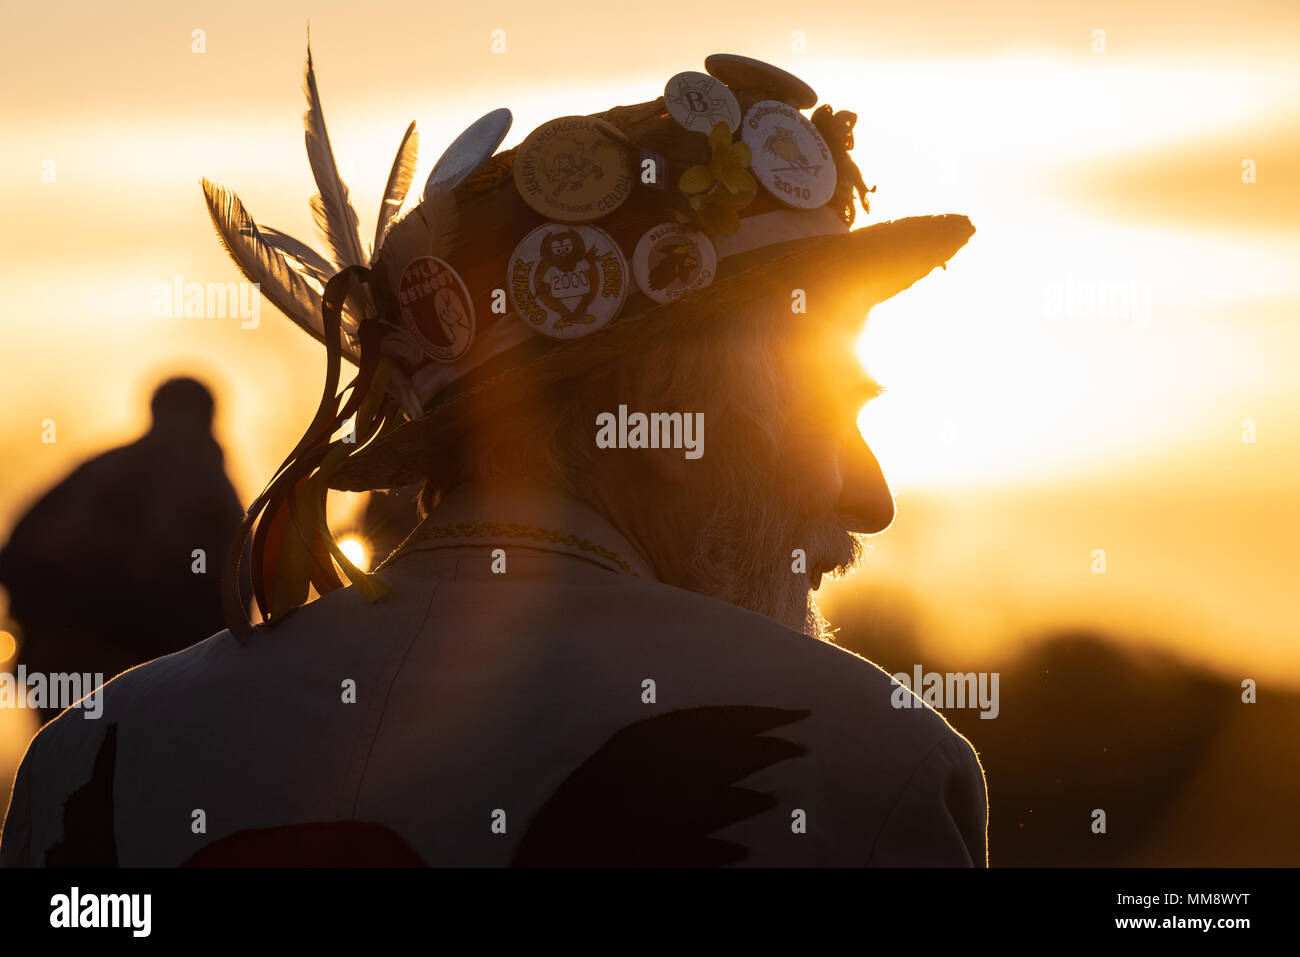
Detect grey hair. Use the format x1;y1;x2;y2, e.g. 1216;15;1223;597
417;322;794;517
414;318;863;639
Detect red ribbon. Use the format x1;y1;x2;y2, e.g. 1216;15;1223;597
222;266;392;641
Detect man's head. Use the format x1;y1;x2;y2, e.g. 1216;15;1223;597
205;50;975;641
417;302;890;639
150;377;216;435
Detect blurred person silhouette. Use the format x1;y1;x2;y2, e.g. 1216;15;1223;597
0;377;245;722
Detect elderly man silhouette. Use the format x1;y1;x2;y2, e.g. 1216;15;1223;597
1;53;986;867
0;377;244;723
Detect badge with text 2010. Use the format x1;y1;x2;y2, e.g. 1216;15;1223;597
397;257;476;362
508;223;629;340
742;100;837;209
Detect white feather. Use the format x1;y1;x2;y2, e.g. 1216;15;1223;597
261;225;370;354
202;178;361;365
260;226;335;285
302;42;367;270
374;122;420;261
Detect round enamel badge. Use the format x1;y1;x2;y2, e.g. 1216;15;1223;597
397;256;476;362
507;223;629;339
704;53;818;109
425;108;513;192
632;223;717;304
664;71;741;134
513;117;633;222
741;100;837;209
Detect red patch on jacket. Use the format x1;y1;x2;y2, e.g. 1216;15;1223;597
182;821;426;867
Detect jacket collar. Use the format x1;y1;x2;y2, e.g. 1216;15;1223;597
379;481;658;581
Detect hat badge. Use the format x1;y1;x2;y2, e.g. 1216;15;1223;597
507;223;630;340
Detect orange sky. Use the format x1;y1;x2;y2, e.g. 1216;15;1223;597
1;1;1297;689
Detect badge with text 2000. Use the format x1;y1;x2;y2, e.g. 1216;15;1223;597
508;223;629;339
741;100;837;209
397;257;476;362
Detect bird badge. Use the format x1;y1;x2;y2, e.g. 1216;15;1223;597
763;126;822;176
647;240;701;293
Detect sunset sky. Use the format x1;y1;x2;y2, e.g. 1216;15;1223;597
1;0;1297;726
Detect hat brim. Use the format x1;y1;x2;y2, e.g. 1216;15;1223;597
331;213;975;493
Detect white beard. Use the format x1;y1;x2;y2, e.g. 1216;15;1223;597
688;489;863;639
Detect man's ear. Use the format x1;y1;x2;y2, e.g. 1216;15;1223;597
627;374;693;486
637;443;691;484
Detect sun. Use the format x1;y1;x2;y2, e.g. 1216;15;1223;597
338;536;369;572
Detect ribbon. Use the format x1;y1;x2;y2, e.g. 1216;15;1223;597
222;266;394;642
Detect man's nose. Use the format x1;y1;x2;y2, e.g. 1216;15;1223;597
837;437;896;533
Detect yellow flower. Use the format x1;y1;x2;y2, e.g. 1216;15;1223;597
680;122;756;196
678;122;757;235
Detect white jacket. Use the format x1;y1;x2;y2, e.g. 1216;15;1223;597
1;484;987;866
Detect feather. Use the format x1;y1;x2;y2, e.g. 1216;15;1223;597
260;226;335;285
302;41;367;270
260;226;366;356
201;177;361;365
373;122;419;260
375;184;460;297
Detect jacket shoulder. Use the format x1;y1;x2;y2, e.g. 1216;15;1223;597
601;580;989;864
593;579;970;737
37;566;432;735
